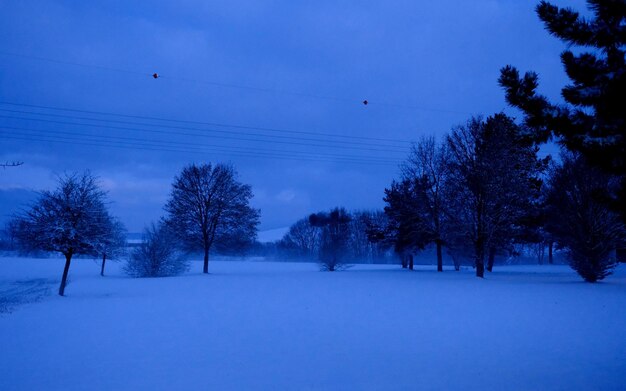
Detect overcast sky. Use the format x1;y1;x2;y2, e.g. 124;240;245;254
0;0;585;232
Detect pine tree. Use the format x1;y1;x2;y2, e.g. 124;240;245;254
499;0;626;221
545;153;625;281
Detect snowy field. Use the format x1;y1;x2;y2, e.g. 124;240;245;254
1;257;625;391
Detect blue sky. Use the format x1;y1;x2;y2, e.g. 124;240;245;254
0;0;585;232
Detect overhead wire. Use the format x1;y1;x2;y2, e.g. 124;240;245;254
0;101;412;145
0;130;402;166
0;125;400;163
0;110;410;153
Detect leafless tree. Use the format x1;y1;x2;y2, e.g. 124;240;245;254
11;172;114;295
309;208;351;271
164;163;260;273
446;114;543;277
96;218;127;276
401;136;450;271
125;222;188;277
279;217;320;259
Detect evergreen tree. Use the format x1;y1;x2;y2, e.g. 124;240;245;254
545;153;625;282
499;0;626;222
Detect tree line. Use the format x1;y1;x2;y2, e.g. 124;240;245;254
8;163;259;295
4;0;626;294
274;0;626;282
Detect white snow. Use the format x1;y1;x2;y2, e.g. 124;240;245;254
1;256;625;390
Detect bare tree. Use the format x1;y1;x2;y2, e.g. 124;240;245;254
11;172;113;295
96;218;127;276
164;163;260;273
124;222;188;277
279;217;320;259
401;136;450;271
309;208;351;271
446;114;544;277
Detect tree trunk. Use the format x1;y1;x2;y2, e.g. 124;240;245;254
475;239;485;278
476;258;485;277
100;253;106;276
409;254;414;270
59;252;72;296
486;247;496;272
401;253;407;268
436;240;443;272
203;246;209;274
548;241;554;264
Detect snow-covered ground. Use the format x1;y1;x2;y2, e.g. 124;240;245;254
1;256;625;391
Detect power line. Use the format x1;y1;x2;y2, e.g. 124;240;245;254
0;52;471;115
0;111;410;153
0;101;412;145
0;131;402;166
1;125;400;164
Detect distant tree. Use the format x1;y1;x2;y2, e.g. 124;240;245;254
0;161;23;168
279;217;320;259
96;218;127;276
309;208;351;271
545;153;625;282
445;114;545;277
11;172;113;295
164;163;260;273
383;178;433;269
125;222;188;278
349;210;389;263
499;0;626;223
401;136;450;271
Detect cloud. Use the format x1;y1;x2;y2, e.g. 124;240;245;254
275;189;296;203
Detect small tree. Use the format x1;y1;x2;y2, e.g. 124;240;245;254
11;172;113;296
97;218;127;276
545;153;625;282
124;222;189;278
164;163;260;273
383;179;433;269
309;208;351;271
279;217;320;259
